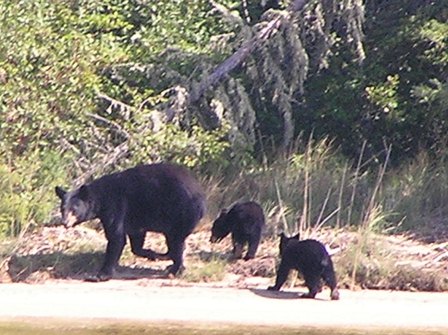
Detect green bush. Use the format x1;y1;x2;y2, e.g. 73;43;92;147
0;150;68;237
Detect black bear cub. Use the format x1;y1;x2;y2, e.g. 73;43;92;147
210;201;265;260
268;233;340;300
55;163;205;281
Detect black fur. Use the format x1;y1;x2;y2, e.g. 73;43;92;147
268;233;340;300
55;163;205;280
210;201;265;260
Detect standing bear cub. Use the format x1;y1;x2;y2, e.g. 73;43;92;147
55;163;205;281
210;201;265;260
268;233;340;300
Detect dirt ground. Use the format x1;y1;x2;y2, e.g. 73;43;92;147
2;226;447;290
0;280;447;332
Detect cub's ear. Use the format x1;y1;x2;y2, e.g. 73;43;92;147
55;186;66;200
292;233;300;240
78;185;90;201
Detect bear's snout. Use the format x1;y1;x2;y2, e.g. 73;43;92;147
63;211;78;228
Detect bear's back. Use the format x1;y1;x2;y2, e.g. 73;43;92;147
282;239;330;271
228;201;265;233
229;201;264;223
89;163;205;233
92;163;203;198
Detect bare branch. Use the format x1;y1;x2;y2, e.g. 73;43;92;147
73;142;129;185
87;112;131;140
97;92;133;115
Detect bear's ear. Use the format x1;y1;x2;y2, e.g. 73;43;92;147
55;186;66;200
292;233;300;240
279;232;288;255
78;185;90;201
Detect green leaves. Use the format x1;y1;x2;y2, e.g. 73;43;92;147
418;19;448;66
0;150;69;237
131;122;231;170
365;75;400;118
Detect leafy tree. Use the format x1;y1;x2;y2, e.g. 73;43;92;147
298;0;448;164
2;0;446;237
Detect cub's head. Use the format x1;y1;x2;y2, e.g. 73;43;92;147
55;185;96;228
279;232;300;256
210;208;231;243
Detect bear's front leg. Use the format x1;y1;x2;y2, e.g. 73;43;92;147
94;231;126;281
267;260;289;291
231;234;244;259
232;242;244;259
244;233;261;260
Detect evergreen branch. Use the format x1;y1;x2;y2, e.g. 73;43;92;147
190;0;308;103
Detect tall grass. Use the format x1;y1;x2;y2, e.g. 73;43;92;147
202;139;448;290
207;139;448;239
382;152;448;237
206;138;392;237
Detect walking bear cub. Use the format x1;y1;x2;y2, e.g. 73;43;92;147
268;233;340;300
210;201;265;260
55;163;206;281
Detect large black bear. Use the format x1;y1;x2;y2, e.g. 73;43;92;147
268;233;340;300
210;201;265;260
55;163;206;281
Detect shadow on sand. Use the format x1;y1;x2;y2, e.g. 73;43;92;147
6;252;167;282
249;288;327;301
249;288;304;299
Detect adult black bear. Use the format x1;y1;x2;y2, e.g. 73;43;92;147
55;163;206;281
210;201;265;260
268;233;340;300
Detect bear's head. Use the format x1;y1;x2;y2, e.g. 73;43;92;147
55;185;96;228
210;208;231;243
279;232;300;255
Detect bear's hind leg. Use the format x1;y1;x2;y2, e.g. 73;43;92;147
165;236;185;276
129;232;160;260
322;262;340;300
303;273;321;299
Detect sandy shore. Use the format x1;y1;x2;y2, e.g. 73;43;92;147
0;280;447;332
